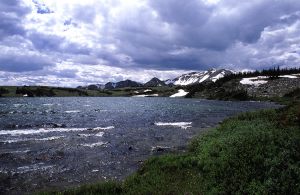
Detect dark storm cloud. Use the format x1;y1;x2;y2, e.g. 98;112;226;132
148;0;300;50
107;0;300;70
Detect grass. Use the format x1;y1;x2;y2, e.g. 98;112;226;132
39;98;300;194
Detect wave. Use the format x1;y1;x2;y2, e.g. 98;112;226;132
93;126;114;130
0;126;114;136
2;136;65;144
16;163;54;173
65;110;81;113
77;131;105;137
80;141;108;148
42;104;54;106
154;122;192;129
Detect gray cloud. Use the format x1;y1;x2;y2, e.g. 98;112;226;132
0;0;30;39
0;0;300;86
0;52;54;72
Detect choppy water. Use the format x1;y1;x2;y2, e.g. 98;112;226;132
0;97;279;194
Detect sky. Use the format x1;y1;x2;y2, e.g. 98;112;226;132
0;0;300;87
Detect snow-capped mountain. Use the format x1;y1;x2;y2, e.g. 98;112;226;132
167;69;235;86
144;77;167;87
77;69;235;89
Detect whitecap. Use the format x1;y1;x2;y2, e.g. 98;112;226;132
2;136;65;143
10;149;31;154
13;104;24;107
65;110;80;113
0;126;114;136
43;104;54;106
93;126;114;130
16;163;54;173
77;134;93;137
154;122;192;129
0;128;87;135
95;132;104;137
81;142;107;148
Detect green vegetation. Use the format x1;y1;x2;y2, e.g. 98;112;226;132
0;86;179;97
39;91;300;195
185;81;250;101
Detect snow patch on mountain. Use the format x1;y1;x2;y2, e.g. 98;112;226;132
170;89;189;97
240;77;268;86
169;69;234;86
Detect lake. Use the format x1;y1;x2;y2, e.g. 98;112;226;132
0;97;279;194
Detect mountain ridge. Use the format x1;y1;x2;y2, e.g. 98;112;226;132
78;68;234;89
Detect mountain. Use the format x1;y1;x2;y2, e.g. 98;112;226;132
104;80;143;89
77;68;235;90
167;69;235;86
115;79;143;88
144;77;167;87
77;84;104;90
104;82;117;90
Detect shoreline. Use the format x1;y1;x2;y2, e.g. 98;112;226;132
37;100;296;195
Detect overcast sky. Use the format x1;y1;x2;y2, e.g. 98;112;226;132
0;0;300;86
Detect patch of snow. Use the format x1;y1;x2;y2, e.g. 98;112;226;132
134;91;139;94
199;74;210;83
23;94;28;97
154;122;192;129
240;76;268;86
170;89;189;97
164;79;174;85
144;89;152;92
279;75;298;79
211;71;225;82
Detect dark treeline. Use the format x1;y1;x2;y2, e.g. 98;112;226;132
16;86;56;97
216;67;300;84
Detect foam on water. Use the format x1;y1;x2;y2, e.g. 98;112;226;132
16;163;54;173
0;126;114;135
81;141;108;148
95;132;105;137
2;136;65;144
93;126;114;130
65;110;81;113
43;104;54;106
154;122;192;129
